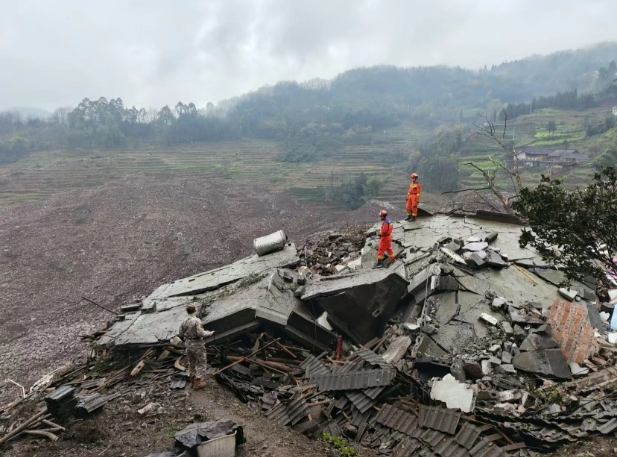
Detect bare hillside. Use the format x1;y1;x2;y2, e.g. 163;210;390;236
0;174;382;385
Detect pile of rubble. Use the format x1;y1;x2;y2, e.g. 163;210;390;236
298;228;366;276
5;212;617;456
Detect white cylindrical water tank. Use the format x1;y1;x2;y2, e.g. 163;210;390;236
253;230;287;256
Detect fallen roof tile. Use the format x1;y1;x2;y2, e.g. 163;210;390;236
311;368;396;391
418;405;461;435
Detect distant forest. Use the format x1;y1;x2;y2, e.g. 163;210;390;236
1;42;616;167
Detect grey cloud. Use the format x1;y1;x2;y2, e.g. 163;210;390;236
0;0;616;111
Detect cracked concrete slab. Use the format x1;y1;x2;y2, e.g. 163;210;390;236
159;244;299;297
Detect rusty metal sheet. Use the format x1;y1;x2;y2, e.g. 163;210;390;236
376;404;419;436
434;437;471;457
455;422;481;450
418;405;461;435
469;439;508;457
300;354;330;377
312;368;396;391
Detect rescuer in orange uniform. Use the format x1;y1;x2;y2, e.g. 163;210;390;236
406;173;422;221
375;210;395;268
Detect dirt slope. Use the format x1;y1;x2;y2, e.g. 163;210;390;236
0;174;379;387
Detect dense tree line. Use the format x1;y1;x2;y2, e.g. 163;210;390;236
500;88;598;120
1;44;615;167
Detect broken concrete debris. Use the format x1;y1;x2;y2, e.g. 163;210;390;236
6;214;617;455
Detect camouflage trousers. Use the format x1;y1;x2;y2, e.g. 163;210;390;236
185;339;208;380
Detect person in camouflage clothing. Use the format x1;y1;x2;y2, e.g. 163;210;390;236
179;305;214;389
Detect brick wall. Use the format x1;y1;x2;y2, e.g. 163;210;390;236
547;300;599;364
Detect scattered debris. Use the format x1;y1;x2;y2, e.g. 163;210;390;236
5;214;617;455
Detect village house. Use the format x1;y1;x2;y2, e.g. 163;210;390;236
514;147;590;167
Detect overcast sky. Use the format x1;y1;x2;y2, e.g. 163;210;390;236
1;0;616;112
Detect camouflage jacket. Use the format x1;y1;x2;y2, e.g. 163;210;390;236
179;316;213;340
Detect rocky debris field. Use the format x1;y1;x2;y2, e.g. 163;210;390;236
0;174;384;390
6;211;617;457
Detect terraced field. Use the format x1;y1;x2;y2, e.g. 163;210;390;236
0;138;419;210
0;111;606;211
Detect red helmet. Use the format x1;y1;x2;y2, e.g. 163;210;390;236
379;210;388;217
411;173;418;179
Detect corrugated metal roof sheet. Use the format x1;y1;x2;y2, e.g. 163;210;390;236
364;386;385;399
469;439;508;457
300;354;330;377
346;391;380;414
170;379;187;390
434;437;471;457
351;408;372;428
75;393;112;414
265;396;309;426
332;358;366;374
312;368;396;391
455;422;481;449
375;404;419;436
418;405;461;435
44;385;75;402
334;396;349;410
420;428;447;447
351;349;392;368
394;437;421;457
597;418;617;434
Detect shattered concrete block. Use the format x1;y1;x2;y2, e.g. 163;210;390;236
382;336;412;364
486;250;507;268
501;321;514;336
440;247;466;265
519;334;560;352
513;349;571;380
434;275;460;291
484;231;499;244
559;288;579;302
444;241;462;252
491;297;507;310
497;390;521;402
462;242;489;252
534;324;552;336
481;360;492;375
489;344;501;353
480;313;499;326
496;364;516;375
466;236;482;243
501;351;513;364
569;362;590;377
302;269;409;344
546;300;600;365
489;357;502;366
464;251;487;268
430;374;476;413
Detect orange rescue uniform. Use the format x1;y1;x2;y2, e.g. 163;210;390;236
377;218;395;261
406;181;422;217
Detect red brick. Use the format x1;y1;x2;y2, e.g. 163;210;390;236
547;300;599;364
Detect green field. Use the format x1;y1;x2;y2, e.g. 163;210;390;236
0;108;611;211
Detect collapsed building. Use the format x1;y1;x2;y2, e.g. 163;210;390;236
4;212;617;456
